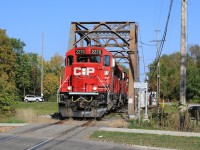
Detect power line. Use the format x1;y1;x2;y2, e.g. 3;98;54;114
138;26;146;77
149;0;174;82
138;41;156;47
158;0;174;60
164;0;180;52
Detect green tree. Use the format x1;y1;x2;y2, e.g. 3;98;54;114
188;44;200;67
187;45;200;102
15;54;32;97
118;64;129;74
10;38;27;99
160;53;180;100
42;53;64;101
29;53;41;95
46;53;64;76
10;38;25;61
43;73;59;101
10;38;41;98
148;45;200;102
0;29;17;113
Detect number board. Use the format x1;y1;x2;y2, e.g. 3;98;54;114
75;50;85;54
91;50;102;55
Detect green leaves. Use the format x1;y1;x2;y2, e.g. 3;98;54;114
0;28;65;115
0;29;17;113
148;45;200;103
43;53;64;101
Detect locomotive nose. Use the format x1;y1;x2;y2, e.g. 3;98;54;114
72;65;99;92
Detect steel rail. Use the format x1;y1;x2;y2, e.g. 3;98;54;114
15;121;62;135
26;120;92;150
0;135;18;142
0;121;61;142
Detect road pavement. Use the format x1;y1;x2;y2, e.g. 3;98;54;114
1;123;200;150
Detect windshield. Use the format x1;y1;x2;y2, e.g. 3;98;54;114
77;55;100;63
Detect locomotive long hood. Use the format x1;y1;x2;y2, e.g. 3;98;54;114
71;63;101;92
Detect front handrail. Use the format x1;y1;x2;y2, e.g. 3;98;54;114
57;76;69;103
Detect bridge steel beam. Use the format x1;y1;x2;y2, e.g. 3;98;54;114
67;22;139;117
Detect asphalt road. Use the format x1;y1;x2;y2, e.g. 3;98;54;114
0;124;142;150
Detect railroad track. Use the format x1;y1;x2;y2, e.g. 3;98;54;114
0;111;128;149
0;121;62;142
26;120;93;150
0;120;95;150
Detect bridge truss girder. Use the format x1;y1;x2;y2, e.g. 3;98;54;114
68;21;139;115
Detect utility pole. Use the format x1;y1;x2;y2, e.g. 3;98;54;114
179;0;187;130
155;29;161;107
150;29;161;106
41;33;44;98
180;0;187;112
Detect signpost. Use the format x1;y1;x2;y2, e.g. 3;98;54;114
134;82;148;89
134;82;149;122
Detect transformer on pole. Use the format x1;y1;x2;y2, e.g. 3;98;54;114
67;22;139;117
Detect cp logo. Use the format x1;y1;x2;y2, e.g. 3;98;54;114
74;67;95;75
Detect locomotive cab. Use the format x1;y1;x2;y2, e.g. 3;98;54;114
59;47;116;118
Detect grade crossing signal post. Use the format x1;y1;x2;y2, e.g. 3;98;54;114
134;82;149;122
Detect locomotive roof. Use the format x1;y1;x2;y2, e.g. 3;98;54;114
66;46;112;55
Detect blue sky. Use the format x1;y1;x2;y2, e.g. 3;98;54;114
1;0;199;81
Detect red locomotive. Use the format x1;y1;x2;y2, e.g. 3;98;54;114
59;46;128;118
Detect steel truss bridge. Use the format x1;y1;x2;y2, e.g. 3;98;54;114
67;21;139;115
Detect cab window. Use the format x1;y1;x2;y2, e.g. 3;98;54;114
77;55;100;63
104;55;110;66
90;56;100;63
67;55;74;66
77;56;88;62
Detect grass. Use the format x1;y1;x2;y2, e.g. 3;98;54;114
90;131;200;150
16;102;58;115
1;116;25;123
0;102;58;123
127;103;200;132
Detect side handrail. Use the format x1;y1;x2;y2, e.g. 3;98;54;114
96;76;109;92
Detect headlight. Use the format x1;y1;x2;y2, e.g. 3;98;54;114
93;86;97;91
67;86;72;91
